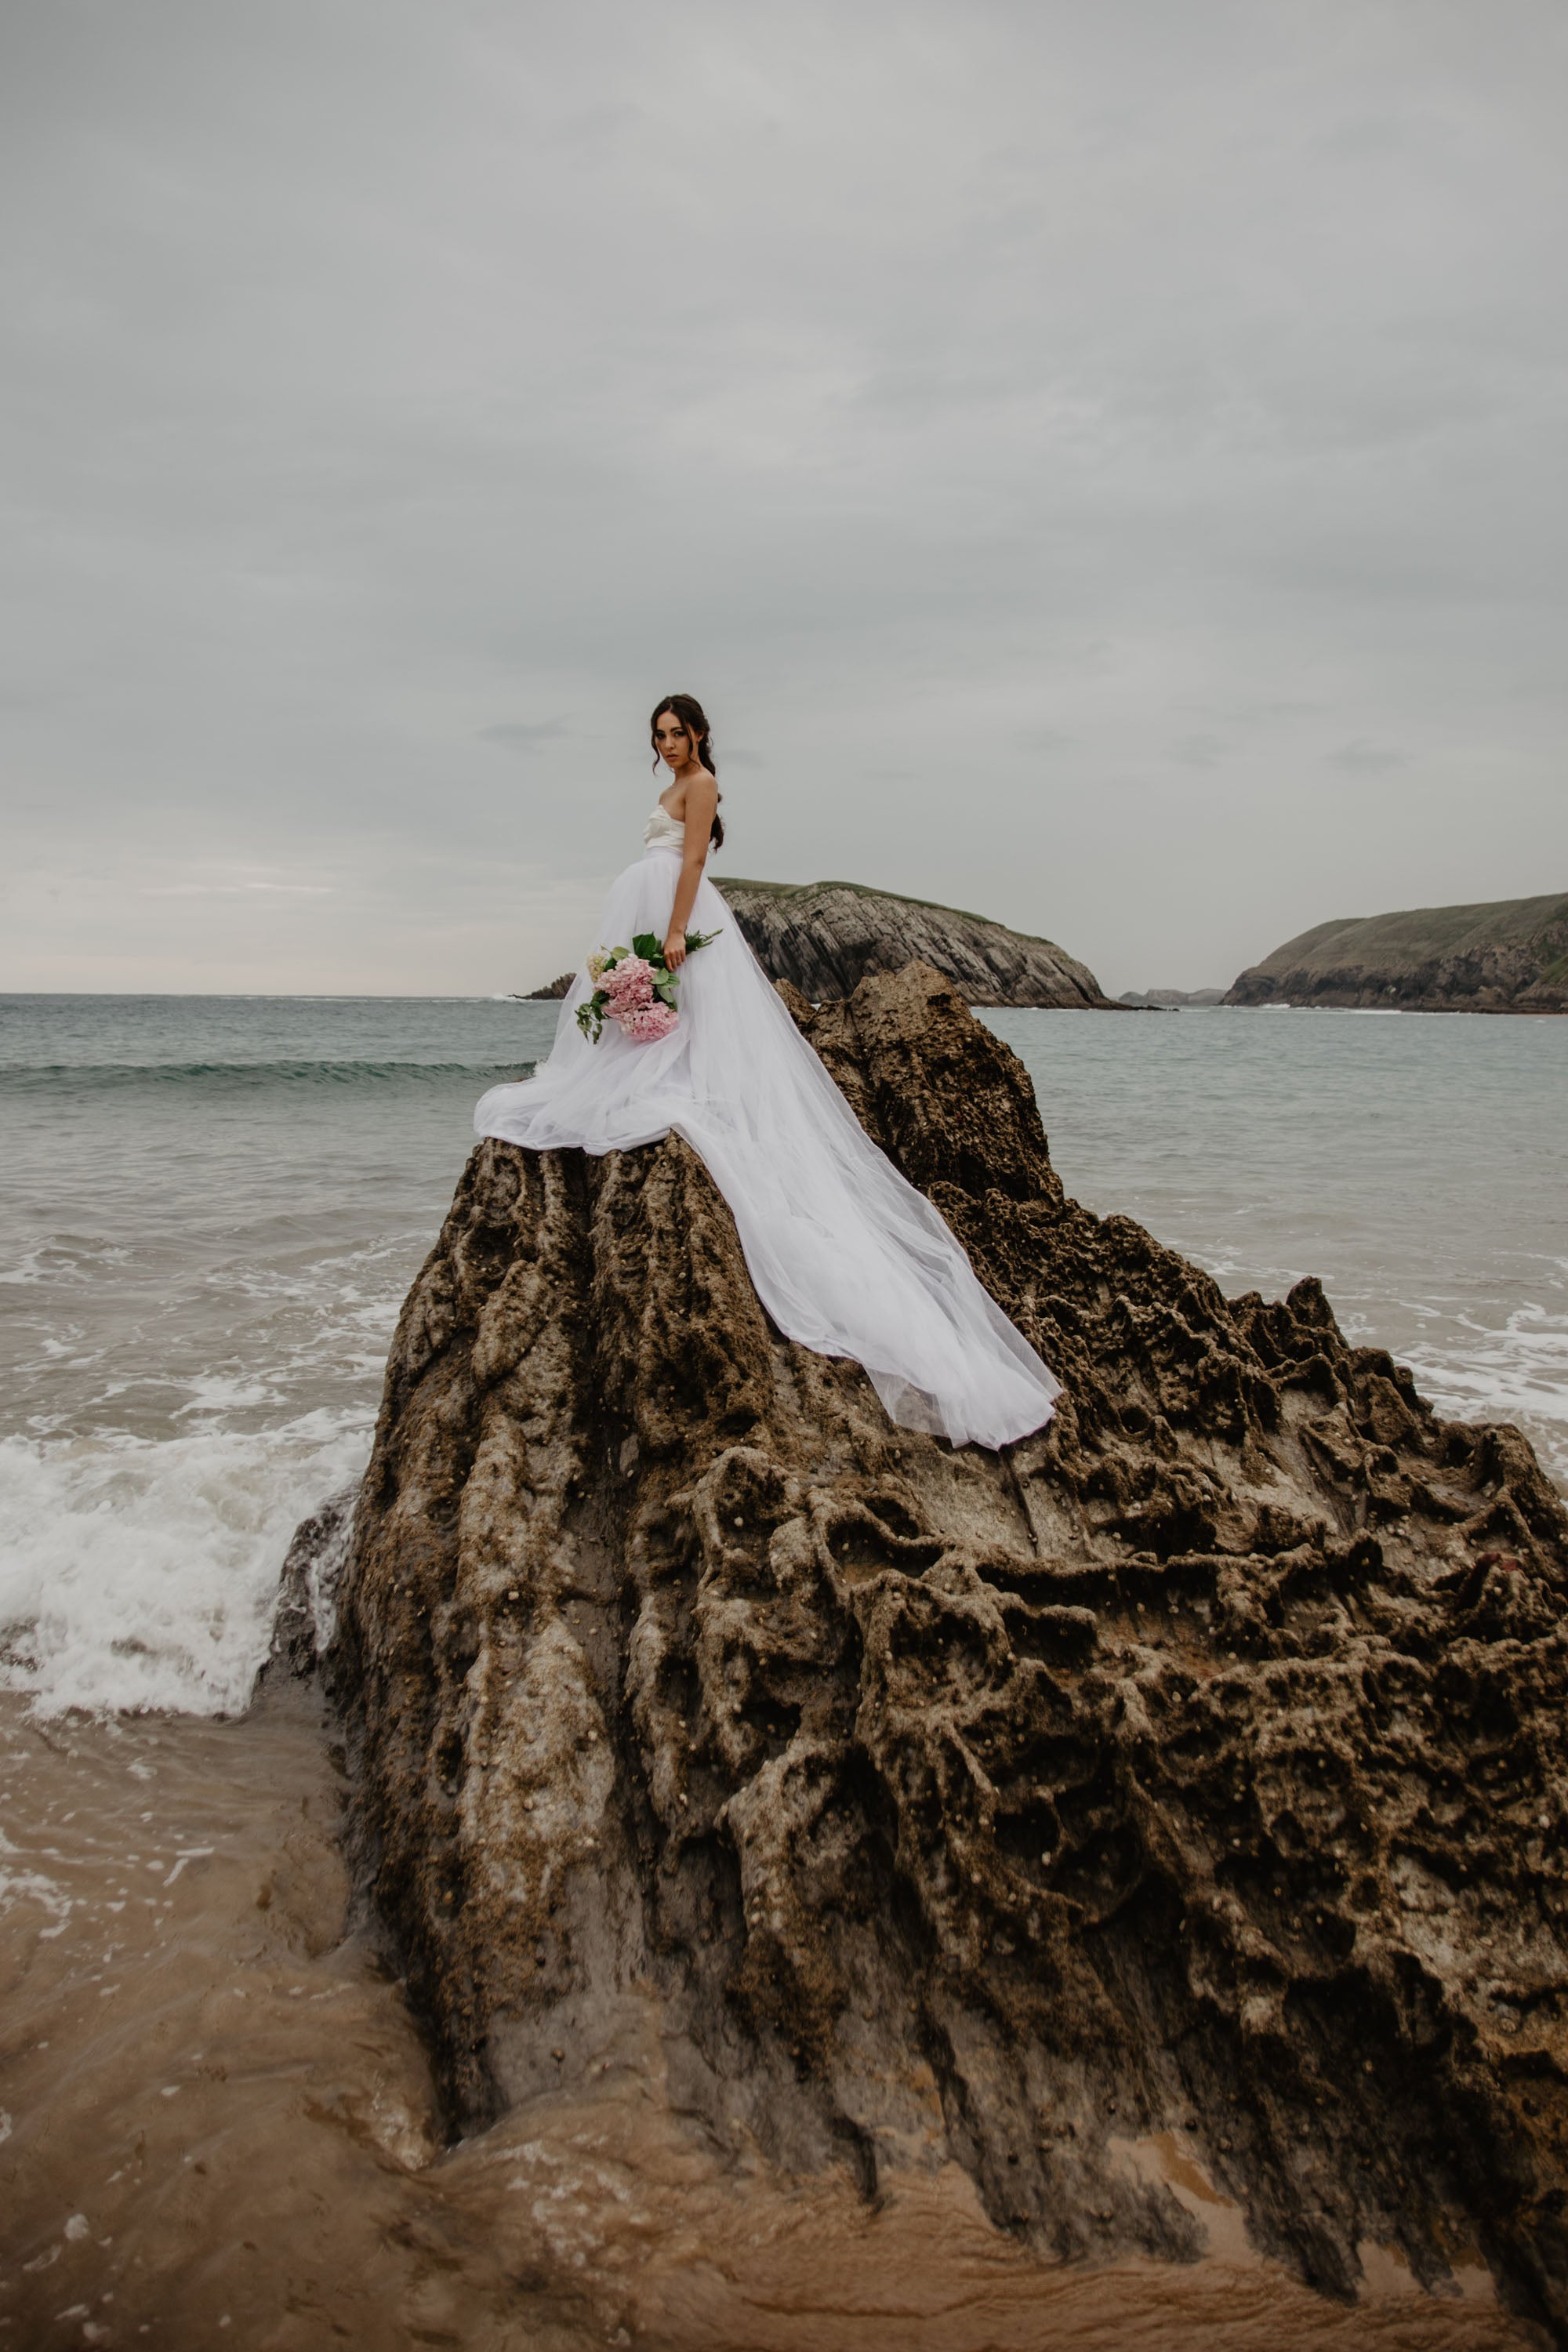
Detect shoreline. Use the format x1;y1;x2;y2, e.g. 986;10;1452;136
1;1686;1542;2352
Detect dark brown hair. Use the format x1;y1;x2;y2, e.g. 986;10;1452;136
650;693;724;850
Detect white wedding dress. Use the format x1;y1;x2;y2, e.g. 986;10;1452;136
474;806;1059;1450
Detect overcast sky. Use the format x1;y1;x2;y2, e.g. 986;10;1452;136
3;0;1565;996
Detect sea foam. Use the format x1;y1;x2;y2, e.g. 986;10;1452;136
0;1421;368;1719
1401;1303;1568;1491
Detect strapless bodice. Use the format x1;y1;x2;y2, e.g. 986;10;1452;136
643;804;687;851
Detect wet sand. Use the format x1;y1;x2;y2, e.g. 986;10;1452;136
0;1688;1547;2352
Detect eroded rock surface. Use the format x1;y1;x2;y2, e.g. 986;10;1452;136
328;960;1568;2337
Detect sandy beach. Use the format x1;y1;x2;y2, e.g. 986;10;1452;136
2;1688;1544;2351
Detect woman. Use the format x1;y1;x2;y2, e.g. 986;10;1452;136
474;694;1058;1450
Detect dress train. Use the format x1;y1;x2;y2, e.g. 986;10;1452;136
474;818;1059;1450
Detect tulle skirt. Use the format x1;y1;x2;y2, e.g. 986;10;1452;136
474;848;1058;1450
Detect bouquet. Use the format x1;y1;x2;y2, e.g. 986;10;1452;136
576;928;721;1044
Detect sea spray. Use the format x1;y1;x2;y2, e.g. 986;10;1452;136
0;1419;368;1716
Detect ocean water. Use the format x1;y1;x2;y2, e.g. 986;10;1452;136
2;993;1564;1720
990;1004;1568;1471
2;992;1563;2349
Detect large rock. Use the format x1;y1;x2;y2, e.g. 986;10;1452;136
1228;893;1568;1013
328;961;1568;2335
713;875;1112;1006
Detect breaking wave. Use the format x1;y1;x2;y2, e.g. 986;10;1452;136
0;1419;369;1719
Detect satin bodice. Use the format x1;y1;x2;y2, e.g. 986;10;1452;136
643;804;687;851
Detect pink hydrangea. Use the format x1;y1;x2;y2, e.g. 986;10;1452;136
615;1000;678;1044
600;953;655;1010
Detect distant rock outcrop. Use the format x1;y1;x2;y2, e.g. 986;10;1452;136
1227;894;1568;1013
1117;988;1227;1008
324;960;1568;2335
713;877;1112;1007
519;973;573;1001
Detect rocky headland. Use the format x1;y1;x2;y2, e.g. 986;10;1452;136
306;961;1568;2339
1227;894;1568;1014
715;877;1112;1006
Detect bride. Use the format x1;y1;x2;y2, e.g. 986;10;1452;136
474;694;1059;1450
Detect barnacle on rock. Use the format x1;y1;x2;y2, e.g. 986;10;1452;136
321;961;1568;2338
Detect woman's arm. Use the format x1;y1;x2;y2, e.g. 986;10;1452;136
662;769;718;967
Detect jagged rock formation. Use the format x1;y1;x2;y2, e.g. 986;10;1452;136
1228;894;1568;1013
326;960;1568;2339
712;876;1112;1006
519;972;573;1000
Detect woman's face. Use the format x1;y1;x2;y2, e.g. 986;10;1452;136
655;712;690;769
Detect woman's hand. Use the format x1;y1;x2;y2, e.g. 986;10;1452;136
663;928;688;971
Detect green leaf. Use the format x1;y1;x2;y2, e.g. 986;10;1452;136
631;931;661;960
576;987;611;1044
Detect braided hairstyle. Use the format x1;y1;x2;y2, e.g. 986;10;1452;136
650;693;724;849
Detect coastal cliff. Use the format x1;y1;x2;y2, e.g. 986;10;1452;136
717;877;1111;1007
1227;893;1568;1013
322;962;1568;2336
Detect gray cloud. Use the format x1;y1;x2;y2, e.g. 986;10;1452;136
1170;735;1229;771
479;721;570;750
141;879;337;897
1325;742;1411;775
2;0;1565;996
